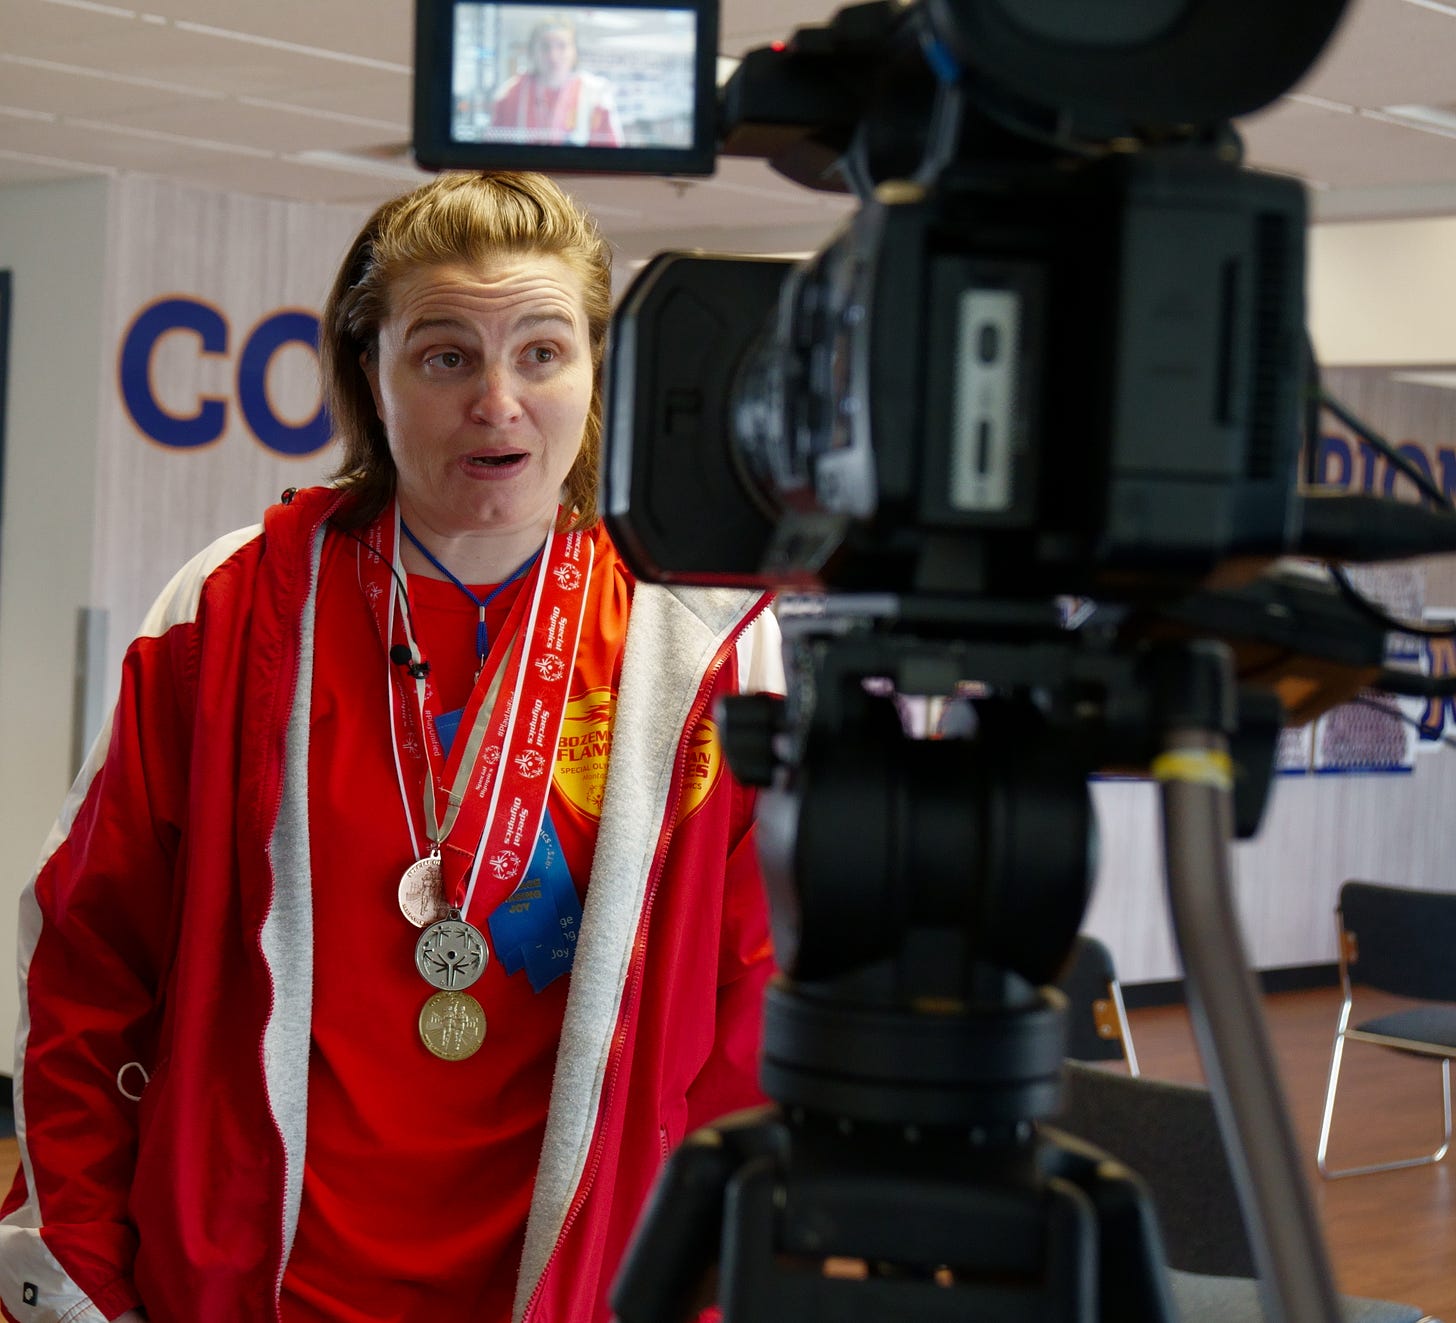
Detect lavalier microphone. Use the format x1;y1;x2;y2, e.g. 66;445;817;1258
389;643;430;678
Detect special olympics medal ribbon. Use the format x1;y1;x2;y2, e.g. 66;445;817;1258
361;506;593;1059
418;524;592;1060
360;506;496;1059
453;525;593;927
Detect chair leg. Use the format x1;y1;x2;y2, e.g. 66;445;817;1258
1316;1026;1349;1178
1435;1058;1452;1163
1109;980;1140;1077
1318;1035;1454;1180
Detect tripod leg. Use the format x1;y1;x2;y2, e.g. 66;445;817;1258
711;1121;1178;1322
1040;1128;1179;1323
1159;719;1343;1323
612;1106;785;1323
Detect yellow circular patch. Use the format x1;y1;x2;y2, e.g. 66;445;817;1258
676;716;724;823
555;687;616;820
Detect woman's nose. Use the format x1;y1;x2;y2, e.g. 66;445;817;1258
468;368;523;425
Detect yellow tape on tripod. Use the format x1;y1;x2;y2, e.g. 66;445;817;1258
1150;749;1234;790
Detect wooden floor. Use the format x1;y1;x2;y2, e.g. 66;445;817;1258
0;986;1449;1317
1127;985;1456;1321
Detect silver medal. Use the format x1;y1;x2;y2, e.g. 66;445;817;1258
398;855;450;928
415;915;488;991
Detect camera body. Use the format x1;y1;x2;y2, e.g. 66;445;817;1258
605;147;1308;600
413;0;1349;607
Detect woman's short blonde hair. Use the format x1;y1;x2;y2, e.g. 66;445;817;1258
321;170;612;528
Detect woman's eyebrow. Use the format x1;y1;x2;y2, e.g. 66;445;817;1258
513;312;577;334
402;312;576;341
402;314;471;342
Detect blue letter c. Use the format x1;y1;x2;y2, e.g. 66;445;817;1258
119;298;228;448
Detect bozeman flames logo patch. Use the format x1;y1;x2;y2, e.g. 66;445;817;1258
556;687;616;819
676;716;724;823
554;687;724;823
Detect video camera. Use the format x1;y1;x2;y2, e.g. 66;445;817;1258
413;3;1456;1321
418;0;1349;606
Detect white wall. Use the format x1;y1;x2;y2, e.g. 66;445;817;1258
0;177;111;1054
91;176;359;705
1309;215;1456;366
1083;753;1456;984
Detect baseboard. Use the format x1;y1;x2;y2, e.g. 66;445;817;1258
1121;962;1340;1011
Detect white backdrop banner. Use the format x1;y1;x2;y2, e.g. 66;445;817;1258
93;176;371;711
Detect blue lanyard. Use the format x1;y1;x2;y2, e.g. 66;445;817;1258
400;520;542;671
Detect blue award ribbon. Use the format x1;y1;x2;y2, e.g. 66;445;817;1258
487;807;580;992
434;706;465;757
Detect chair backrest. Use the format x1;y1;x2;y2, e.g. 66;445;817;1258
1054;934;1137;1070
1337;880;1456;1003
1054;1060;1257;1280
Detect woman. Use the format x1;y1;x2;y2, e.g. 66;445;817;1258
490;18;623;148
0;172;781;1322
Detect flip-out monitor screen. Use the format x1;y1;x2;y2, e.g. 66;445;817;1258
414;0;718;173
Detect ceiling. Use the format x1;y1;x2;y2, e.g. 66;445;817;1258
3;0;1456;262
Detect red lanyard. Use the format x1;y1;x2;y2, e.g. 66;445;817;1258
358;502;594;924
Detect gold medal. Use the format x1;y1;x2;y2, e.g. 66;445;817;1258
419;990;487;1061
398;855;450;928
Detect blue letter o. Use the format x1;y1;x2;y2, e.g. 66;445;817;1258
237;311;331;457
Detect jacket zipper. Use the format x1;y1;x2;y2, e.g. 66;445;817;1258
521;595;773;1322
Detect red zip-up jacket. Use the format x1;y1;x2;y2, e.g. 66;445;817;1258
0;486;782;1322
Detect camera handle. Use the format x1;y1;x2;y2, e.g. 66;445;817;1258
610;633;1340;1323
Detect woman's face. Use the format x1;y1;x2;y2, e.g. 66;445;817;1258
532;27;578;86
363;253;593;546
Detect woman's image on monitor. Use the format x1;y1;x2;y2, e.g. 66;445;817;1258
489;15;624;146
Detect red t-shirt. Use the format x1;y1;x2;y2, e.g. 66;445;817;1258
279;532;626;1321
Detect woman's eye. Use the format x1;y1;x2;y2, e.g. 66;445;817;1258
427;350;464;370
526;346;557;365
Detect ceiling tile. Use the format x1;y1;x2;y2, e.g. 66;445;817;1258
1243;98;1456;189
92;94;405;154
2;0;1455;233
170;152;409;205
1295;0;1456;110
116;0;413;65
0;150;112;188
0;114;243;177
0;54;223;119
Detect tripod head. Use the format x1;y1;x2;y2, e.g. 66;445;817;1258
615;605;1302;1320
745;613;1103;1130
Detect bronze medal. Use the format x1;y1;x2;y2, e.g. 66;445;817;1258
398;855;450;928
419;990;487;1060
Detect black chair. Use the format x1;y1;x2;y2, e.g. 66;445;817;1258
1055;1061;1436;1323
1054;934;1140;1075
1317;880;1456;1180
